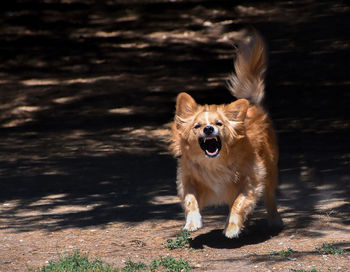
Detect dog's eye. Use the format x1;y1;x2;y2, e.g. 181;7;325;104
194;123;201;129
216;121;223;126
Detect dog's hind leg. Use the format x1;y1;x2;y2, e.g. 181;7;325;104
263;165;283;229
264;185;283;229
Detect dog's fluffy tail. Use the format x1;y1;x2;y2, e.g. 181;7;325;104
227;32;267;105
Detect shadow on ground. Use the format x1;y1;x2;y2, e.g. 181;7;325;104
0;0;349;239
190;219;282;249
209;240;350;268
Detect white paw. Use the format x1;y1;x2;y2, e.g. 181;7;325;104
224;213;242;238
184;210;202;232
223;223;241;239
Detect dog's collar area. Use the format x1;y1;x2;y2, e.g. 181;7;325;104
198;136;222;158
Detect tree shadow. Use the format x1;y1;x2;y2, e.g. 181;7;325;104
0;153;183;232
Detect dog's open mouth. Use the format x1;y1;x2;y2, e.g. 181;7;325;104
199;136;222;158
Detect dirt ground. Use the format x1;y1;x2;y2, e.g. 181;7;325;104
0;0;349;271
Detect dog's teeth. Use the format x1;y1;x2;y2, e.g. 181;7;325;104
204;138;206;143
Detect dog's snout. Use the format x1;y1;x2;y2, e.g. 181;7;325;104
203;126;214;136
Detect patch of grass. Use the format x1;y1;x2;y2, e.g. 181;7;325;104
150;256;192;272
163;230;192;250
30;250;117;272
316;243;344;255
122;260;147;272
29;251;192;272
270;248;297;257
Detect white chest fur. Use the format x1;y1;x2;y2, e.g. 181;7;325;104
189;159;240;204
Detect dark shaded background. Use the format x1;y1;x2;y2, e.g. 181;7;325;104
0;0;349;233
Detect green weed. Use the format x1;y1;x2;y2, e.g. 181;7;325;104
30;250;117;272
163;230;192;250
29;250;192;272
122;260;147;272
316;243;344;255
150;256;191;272
270;248;297;257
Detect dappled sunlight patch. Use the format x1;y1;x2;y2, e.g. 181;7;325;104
118;42;149;49
0;193;106;230
148;30;209;44
53;96;81;104
11;203;102;222
12;105;43;113
207;76;227;87
84;139;115;153
47;125;171;156
21;79;60;86
146;28;246;46
235;5;280;16
2;118;34;128
108;107;133;115
329;40;350;50
318;198;349;211
108;106;149;115
126;125;170;148
0;124;170;159
115;14;139;23
94;31;120;38
150;195;180;205
41;169;69;176
63;130;89;141
47;203;102;215
1;105;47;128
44;194;67;200
20;75;123;87
115;203;132;209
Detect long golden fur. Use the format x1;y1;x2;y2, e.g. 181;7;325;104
170;32;283;238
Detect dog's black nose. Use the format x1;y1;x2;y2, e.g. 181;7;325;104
203;125;214;136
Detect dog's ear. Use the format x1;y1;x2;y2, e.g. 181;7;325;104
175;92;198;120
224;99;249;122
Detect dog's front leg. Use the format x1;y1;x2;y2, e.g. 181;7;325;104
183;193;202;232
224;191;257;238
